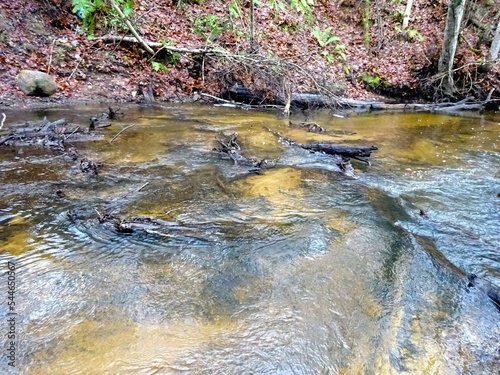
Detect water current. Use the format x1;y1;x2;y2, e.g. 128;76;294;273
0;104;498;374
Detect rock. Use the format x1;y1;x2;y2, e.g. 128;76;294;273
16;70;57;97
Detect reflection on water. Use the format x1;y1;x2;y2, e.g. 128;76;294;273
0;104;498;374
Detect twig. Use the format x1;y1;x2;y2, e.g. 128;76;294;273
109;124;135;144
201;93;235;104
69;59;83;80
200;93;282;109
137;181;149;192
486;88;495;102
0;113;5;130
64;127;81;141
47;39;55;74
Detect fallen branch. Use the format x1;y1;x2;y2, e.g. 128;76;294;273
201;92;283;109
96;35;229;55
137;181;149;192
109;124;135;144
109;0;154;54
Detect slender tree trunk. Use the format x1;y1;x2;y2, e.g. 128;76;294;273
402;0;414;34
438;0;467;94
483;20;500;71
250;0;255;50
362;0;371;52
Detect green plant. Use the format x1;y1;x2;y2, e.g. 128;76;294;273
228;0;242;19
312;26;345;63
190;14;224;42
72;0;134;39
312;26;339;47
268;0;314;14
390;10;406;22
334;43;346;60
321;50;334;63
405;28;423;41
359;71;381;87
151;61;168;72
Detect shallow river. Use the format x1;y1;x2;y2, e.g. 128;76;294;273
0;104;498;374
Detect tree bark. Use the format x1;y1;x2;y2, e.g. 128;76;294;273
250;0;255;49
482;20;500;72
402;0;414;35
438;0;467;94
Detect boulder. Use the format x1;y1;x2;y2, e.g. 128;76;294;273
16;70;57;97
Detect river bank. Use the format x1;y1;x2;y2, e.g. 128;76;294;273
1;1;499;111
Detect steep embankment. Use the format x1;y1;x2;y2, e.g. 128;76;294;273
0;0;498;107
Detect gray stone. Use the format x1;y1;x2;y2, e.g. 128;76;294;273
16;70;57;97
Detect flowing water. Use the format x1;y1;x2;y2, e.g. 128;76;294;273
0;104;498;375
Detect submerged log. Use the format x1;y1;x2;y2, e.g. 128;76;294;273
300;142;378;158
275;131;378;165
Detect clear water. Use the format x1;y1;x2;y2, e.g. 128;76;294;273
0;104;498;374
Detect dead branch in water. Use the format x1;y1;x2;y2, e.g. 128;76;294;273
109;124;135;144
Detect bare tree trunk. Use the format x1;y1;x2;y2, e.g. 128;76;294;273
482;20;500;71
250;0;255;50
438;0;467;94
402;0;414;34
362;0;371;51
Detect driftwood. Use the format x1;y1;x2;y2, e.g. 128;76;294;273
277;93;490;112
269;128;378;165
300;142;378;159
0;117;103;148
215;132;360;174
214;132;276;170
289;121;325;133
90;107;123;130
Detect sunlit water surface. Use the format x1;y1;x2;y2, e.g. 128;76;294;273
0;104;498;374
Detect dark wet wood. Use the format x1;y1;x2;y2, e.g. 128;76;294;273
0;117;104;148
299;142;378;158
214;132;276;170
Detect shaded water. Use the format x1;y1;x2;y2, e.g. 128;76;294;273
0;104;498;374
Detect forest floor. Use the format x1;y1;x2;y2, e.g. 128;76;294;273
0;0;499;109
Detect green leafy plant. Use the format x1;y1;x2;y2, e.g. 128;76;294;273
151;61;168;73
190;14;224;42
405;28;423;41
228;0;242;19
321;50;334;63
334;43;346;60
268;0;314;14
72;0;134;39
359;71;381;87
312;26;339;47
312;26;345;63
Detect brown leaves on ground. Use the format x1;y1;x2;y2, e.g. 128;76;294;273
0;0;498;105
